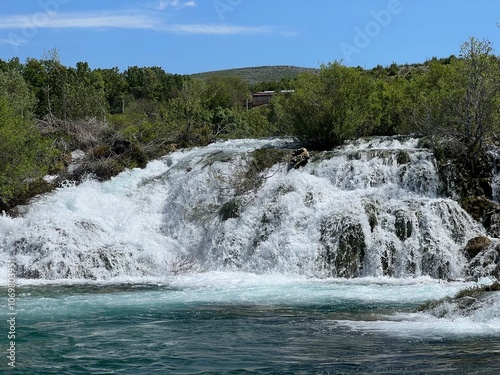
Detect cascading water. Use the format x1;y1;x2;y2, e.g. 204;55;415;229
2;136;500;374
0;136;486;280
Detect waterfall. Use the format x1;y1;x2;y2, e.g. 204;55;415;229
0;137;486;280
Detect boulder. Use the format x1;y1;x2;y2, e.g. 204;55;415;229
464;236;492;260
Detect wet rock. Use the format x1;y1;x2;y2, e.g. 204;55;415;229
381;242;397;277
419;281;500;317
394;210;413;241
460;196;500;237
484;281;500;292
467;242;500;279
219;199;241;221
464;236;492;260
396;150;411;165
481;209;500;238
320;216;366;278
364;202;378;232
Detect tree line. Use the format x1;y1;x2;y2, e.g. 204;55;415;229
1;38;500;210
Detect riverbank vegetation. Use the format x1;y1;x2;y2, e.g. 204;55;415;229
1;37;500;211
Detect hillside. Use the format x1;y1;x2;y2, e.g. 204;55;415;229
191;65;319;84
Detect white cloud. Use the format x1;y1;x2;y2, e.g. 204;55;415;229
168;24;274;35
0;10;283;37
154;0;196;10
0;11;162;30
0;38;24;46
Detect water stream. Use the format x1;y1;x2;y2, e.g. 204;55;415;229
1;137;499;374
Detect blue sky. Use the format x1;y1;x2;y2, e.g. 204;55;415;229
0;0;499;74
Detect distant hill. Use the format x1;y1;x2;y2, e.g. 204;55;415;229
191;65;319;85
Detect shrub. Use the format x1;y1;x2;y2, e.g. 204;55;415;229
0;98;57;210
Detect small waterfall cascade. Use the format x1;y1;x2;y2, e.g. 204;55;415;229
0;137;487;280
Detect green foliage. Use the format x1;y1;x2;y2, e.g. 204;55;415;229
0;98;57;209
191;65;319;85
2;38;500;210
372;78;409;135
204;75;250;110
211;107;246;139
97;67;129;114
454;38;500;149
0;70;36;117
123;66;185;102
402;59;457;136
65;62;108;120
240;106;276;137
233;148;288;195
251;77;296;93
404;38;500;151
163;79;212;146
276;62;379;148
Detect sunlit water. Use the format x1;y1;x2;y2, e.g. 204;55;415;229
2;274;500;374
1;137;499;373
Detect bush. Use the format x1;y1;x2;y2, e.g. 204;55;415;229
0;98;57;210
275;62;379;148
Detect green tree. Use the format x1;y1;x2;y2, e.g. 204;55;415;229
240;106;274;138
403;59;456;136
23;58;49;118
373;78;409;135
0;70;36;118
204;75;250;110
99;67;129;114
277;62;379;148
163;79;211;146
405;38;500;150
65;62;108;120
0;98;55;209
123;66;183;102
453;37;500;149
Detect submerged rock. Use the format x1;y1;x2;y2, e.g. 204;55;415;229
418;281;500;318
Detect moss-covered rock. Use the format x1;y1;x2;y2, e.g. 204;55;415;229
219;199;242;221
394;210;413;241
232;147;289;195
250;148;289;173
396;150;411;165
320;216;366;278
460;196;500;237
418;281;500;317
432;138;493;199
202;150;233;168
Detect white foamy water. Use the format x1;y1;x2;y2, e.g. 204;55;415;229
335;290;500;339
0;137;487;281
2;137;499;373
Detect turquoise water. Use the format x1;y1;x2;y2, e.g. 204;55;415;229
2;275;500;374
1;138;499;373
